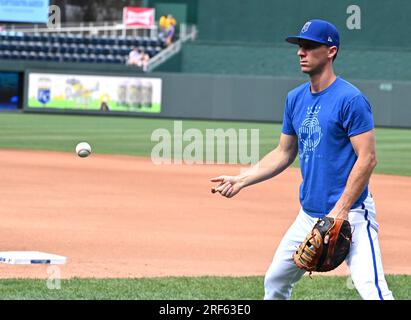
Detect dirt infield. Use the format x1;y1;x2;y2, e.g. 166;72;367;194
0;149;409;279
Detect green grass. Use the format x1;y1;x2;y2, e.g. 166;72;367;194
0;275;409;299
0;113;410;176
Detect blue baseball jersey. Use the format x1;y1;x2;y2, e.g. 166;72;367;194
282;77;374;218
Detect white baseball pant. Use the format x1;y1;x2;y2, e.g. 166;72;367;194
263;193;394;300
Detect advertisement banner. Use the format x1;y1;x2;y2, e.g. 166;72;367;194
123;7;155;27
27;73;162;114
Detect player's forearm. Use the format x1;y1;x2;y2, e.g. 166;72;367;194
238;147;296;189
335;153;377;211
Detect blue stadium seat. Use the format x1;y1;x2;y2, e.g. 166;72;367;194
96;54;106;63
120;45;130;56
23;33;34;42
102;45;112;55
40;34;50;42
133;36;143;46
117;37;126;46
59;44;69;54
141;36;150;47
20;51;29;60
88;53;97;63
115;55;125;64
0;50;12;59
11;50;20;59
94;45;104;55
83;36;92;45
79;53;89;63
58;34;68;43
71;53;80;62
8;41;18;51
45;52;55;61
50;42;60;53
104;54;115;63
0;40;11;51
27;51;38;60
145;47;155;58
62;53;73;62
66;34;75;44
77;44;87;54
37;52;46;61
67;44;77;54
107;37;117;46
125;36;134;46
74;34;83;44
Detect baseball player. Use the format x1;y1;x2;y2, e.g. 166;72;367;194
211;19;394;300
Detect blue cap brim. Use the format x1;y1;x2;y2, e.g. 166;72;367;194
285;35;328;46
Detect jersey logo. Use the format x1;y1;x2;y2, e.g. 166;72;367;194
298;105;322;162
301;22;312;33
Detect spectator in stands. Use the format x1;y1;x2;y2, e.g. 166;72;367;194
159;14;177;46
127;47;150;70
127;47;142;66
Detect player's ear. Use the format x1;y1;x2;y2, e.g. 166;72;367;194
329;46;338;61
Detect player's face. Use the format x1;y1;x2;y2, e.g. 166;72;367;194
297;41;331;75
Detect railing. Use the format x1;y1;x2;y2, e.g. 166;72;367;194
145;24;197;72
3;20;158;38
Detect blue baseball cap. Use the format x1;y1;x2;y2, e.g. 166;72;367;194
286;19;340;48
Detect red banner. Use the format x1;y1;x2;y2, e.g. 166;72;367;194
123;7;155;27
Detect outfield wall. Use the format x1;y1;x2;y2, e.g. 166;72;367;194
20;67;411;128
159;73;411;128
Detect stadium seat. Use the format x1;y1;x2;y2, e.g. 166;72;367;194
11;50;20;59
66;34;76;44
37;52;46;61
45;52;55;61
93;44;103;55
67;44;78;54
59;44;69;54
76;44;87;54
88;53;97;63
115;55;125;64
102;45;112;55
117;37;126;46
74;34;83;44
19;51;29;60
22;33;33;42
50;42;60;53
71;53;80;62
0;40;11;51
0;50;12;59
106;36;117;46
32;33;41;42
27;51;38;61
57;33;68;43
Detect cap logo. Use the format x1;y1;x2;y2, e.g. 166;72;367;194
328;36;333;42
301;22;312;33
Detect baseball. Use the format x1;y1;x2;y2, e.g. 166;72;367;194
76;142;92;158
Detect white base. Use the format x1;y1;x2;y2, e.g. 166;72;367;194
0;251;67;265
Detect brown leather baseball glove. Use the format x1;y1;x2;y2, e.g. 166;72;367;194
293;217;352;274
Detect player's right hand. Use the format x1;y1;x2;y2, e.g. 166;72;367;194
210;175;242;198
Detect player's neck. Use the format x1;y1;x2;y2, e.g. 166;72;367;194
309;66;337;94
